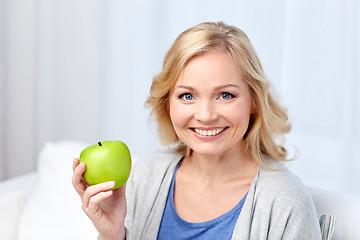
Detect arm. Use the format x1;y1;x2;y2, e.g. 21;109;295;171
269;193;322;240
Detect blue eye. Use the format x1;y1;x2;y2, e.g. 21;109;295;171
221;92;234;100
179;93;193;101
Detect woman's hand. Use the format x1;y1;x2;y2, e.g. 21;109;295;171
72;158;127;240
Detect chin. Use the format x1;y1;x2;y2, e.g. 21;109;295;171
189;145;225;157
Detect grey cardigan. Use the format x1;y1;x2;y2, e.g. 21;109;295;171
124;150;321;240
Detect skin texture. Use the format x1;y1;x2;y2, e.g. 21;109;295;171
169;50;258;222
169;50;253;158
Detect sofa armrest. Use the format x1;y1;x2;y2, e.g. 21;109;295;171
0;172;37;240
308;187;360;240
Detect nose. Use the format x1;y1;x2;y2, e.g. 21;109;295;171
194;100;218;123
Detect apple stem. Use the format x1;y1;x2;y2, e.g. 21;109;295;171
98;141;102;146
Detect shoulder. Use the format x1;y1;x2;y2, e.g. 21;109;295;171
250;162;321;238
255;162;314;211
256;163;311;204
255;162;321;233
126;149;182;209
252;157;318;217
131;150;182;178
127;149;182;189
134;149;182;167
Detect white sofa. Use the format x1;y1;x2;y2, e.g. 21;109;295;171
1;140;360;240
0;141;99;240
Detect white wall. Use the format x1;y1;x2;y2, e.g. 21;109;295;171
1;0;359;195
99;0;360;195
1;0;38;179
282;0;360;195
0;0;101;179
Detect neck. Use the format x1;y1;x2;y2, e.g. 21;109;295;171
180;147;258;184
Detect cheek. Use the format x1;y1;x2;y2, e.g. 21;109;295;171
228;101;252;127
169;100;186;129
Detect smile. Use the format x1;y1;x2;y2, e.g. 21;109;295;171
191;127;228;136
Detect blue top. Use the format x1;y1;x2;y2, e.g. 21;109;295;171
157;162;248;240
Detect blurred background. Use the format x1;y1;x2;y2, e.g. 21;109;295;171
0;0;359;195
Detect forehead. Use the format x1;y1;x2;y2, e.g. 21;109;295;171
175;50;246;87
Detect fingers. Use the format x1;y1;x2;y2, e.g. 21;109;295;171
72;158;79;171
82;181;115;214
84;191;113;218
72;158;87;196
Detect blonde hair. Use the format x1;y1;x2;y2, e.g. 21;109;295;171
145;21;292;168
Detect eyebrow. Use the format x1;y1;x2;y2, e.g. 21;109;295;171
175;84;241;91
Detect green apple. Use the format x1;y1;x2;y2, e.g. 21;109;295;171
79;140;131;190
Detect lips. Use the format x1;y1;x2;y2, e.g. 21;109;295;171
191;127;228;136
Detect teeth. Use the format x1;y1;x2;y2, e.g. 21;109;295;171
194;128;226;136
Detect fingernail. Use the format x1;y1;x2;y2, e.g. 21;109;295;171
108;181;115;187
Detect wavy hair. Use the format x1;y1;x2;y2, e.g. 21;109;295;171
145;21;293;168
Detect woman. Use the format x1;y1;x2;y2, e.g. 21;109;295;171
72;21;321;240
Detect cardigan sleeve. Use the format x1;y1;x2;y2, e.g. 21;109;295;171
255;168;322;240
266;185;322;239
233;165;322;240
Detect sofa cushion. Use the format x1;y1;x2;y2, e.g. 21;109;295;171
18;141;98;240
0;173;36;239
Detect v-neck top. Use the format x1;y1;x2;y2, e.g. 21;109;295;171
157;161;248;240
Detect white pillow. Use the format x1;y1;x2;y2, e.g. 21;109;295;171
18;140;99;240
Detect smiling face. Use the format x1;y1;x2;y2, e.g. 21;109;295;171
169;50;253;157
